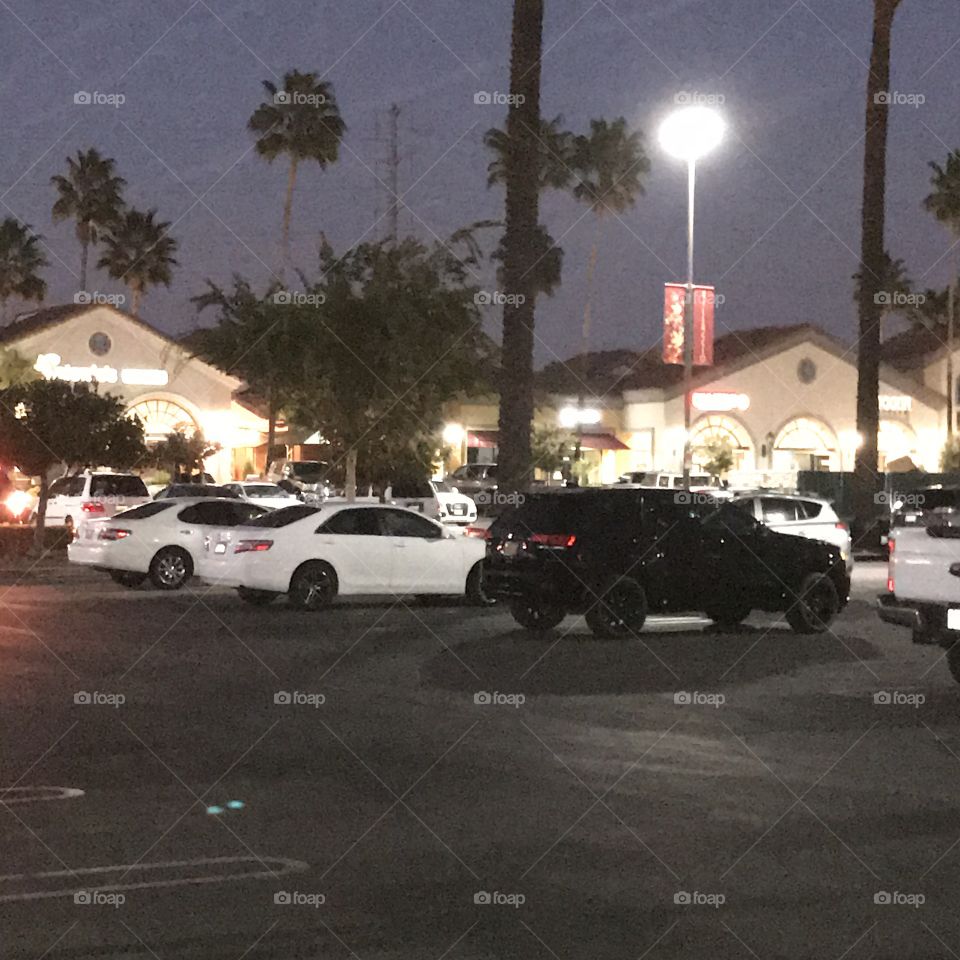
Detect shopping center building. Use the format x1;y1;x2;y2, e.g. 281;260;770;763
0;304;268;481
442;324;949;486
5;306;952;488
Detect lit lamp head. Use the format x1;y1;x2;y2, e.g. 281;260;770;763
658;106;725;163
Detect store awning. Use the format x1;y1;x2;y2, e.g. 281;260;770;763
579;433;629;451
467;430;500;448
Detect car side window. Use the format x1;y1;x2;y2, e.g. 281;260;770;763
797;500;823;520
319;509;381;536
49;478;71;497
177;502;241;525
761;498;799;523
378;509;442;539
486;466;497;479
657;476;670;488
703;505;761;536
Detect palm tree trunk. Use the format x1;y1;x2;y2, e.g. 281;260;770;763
282;158;299;270
853;0;901;547
497;0;544;497
131;284;142;315
266;384;277;467
949;244;957;440
78;221;90;292
575;216;603;475
345;447;357;503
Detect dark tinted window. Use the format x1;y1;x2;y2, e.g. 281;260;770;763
164;484;238;499
50;477;83;497
485;465;497;479
703;504;761;536
797;500;823;520
378;509;441;538
494;491;641;540
391;480;432;498
243;505;320;527
116;501;177;520
320;508;382;536
177;501;259;525
761;498;799;523
90;475;149;498
907;489;960;512
292;461;325;477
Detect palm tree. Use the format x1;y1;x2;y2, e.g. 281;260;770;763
853;0;903;545
924;150;960;438
0;218;47;323
484;116;574;191
852;250;912;339
248;70;346;269
497;0;545;495
50;148;125;292
97;208;178;315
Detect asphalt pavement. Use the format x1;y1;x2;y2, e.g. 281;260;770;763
0;561;957;960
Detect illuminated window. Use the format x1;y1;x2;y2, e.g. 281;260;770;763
127;398;198;443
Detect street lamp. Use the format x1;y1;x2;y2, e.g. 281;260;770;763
658;105;725;487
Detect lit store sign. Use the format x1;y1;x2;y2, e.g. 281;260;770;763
879;395;912;413
691;391;750;413
34;354;169;387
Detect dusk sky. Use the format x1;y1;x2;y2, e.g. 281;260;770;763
2;0;958;363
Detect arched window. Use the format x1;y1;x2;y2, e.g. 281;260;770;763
773;417;838;471
127;398;199;443
689;415;755;472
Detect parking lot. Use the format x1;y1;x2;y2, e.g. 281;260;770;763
2;562;960;959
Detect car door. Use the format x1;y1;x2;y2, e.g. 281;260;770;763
314;508;392;593
44;477;76;524
758;497;800;537
698;504;783;611
376;508;454;594
173;501;260;581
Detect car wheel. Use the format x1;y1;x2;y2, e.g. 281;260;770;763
237;586;279;607
149;547;193;590
947;642;960;685
288;561;337;611
108;569;147;588
465;562;496;607
509;598;565;632
585;576;648;639
785;573;839;634
705;602;752;630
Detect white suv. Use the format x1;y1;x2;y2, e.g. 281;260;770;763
733;493;853;570
44;472;151;530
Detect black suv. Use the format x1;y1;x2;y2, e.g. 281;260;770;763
484;488;850;637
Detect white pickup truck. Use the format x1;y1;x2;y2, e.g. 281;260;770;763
877;517;960;681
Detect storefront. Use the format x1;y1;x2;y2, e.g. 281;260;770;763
0;304;268;481
441;324;948;487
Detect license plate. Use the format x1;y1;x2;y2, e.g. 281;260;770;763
502;541;520;557
948;609;960;631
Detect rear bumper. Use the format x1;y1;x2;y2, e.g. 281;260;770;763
876;593;923;630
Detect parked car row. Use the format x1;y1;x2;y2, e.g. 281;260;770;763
68;499;490;607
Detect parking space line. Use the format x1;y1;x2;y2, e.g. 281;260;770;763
0;855;308;902
0;786;84;805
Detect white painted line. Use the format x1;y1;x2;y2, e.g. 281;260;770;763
0;786;84;805
0;624;40;636
0;855;308;902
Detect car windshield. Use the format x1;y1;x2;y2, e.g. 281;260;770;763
292;462;325;477
240;504;321;527
432;479;454;492
902;489;960;511
90;475;149;497
112;501;177;520
243;484;291;498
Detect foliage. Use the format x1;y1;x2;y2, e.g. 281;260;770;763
530;426;575;476
50;148;126;290
571;118;650;217
941;436;960;471
0;348;37;387
924;151;960;233
700;438;735;480
0;217;47;320
284;237;494;496
151;431;221;479
852;251;912;312
0;380;145;548
484;116;574;191
97;208;178;314
492;224;564;298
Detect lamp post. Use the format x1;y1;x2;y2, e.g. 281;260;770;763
658;105;725;488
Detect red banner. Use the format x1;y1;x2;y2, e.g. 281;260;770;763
663;284;716;366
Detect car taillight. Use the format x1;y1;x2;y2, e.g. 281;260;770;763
529;533;577;548
887;576;895;594
99;528;131;540
81;501;105;513
235;540;273;553
464;526;490;539
835;522;848;532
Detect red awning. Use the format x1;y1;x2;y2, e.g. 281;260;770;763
579;433;629;451
467;430;499;448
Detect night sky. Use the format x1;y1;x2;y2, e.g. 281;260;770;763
2;0;957;364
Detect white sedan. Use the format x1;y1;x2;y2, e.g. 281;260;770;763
227;502;490;609
67;498;269;589
222;481;301;510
